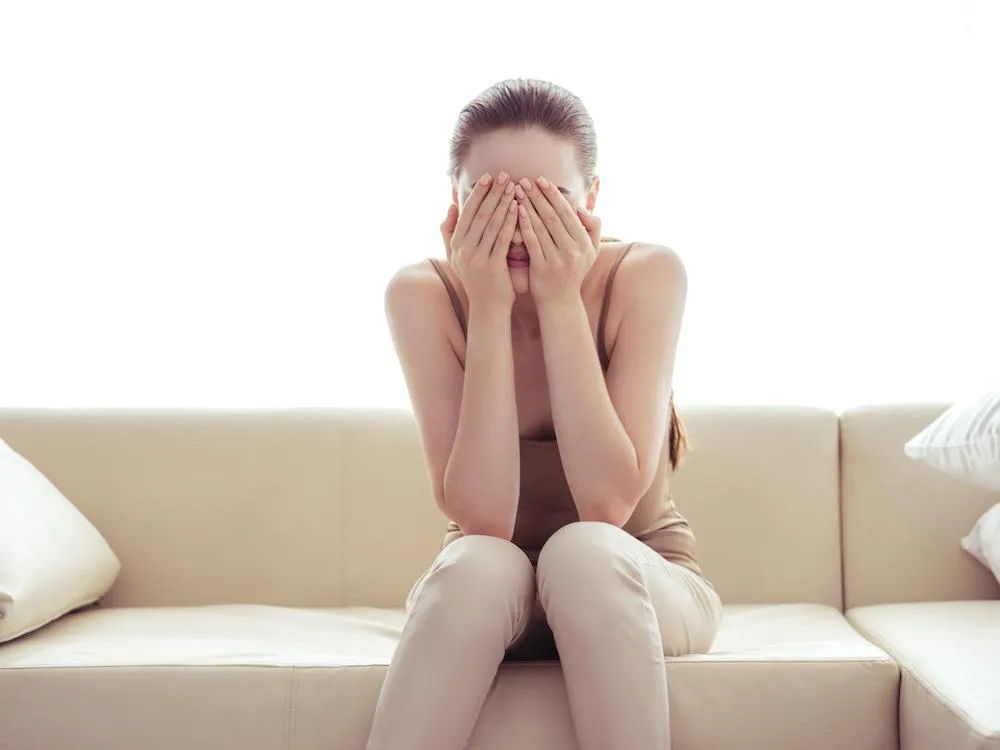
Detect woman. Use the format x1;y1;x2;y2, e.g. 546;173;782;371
367;78;721;750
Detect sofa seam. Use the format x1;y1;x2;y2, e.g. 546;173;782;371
848;617;999;742
0;657;896;671
836;413;848;612
285;666;299;750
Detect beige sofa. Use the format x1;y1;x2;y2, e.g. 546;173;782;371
0;405;997;750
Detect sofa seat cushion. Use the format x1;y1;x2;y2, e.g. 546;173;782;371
848;601;1000;750
0;603;897;750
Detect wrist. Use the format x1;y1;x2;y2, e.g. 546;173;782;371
535;293;585;317
468;301;513;329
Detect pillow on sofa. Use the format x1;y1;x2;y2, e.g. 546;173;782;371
0;439;120;643
904;390;1000;491
962;503;1000;585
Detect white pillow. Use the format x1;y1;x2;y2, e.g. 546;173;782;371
962;503;1000;585
0;439;120;643
905;391;1000;491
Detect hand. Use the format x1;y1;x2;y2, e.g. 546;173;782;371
441;172;519;311
515;176;602;305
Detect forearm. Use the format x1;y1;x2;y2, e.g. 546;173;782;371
538;296;640;524
442;304;520;538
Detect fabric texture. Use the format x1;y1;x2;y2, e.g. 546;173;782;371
905;390;1000;491
0;439;120;643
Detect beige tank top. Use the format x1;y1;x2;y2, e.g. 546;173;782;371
428;245;704;578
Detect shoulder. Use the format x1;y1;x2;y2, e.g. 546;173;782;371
385;259;449;315
384;259;465;345
613;242;687;308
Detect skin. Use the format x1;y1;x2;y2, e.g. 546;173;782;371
385;125;687;538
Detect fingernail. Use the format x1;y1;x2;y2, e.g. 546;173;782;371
514;185;525;199
497;171;509;184
505;181;514;194
520;178;532;191
518;205;528;218
480;173;492;186
537;176;550;189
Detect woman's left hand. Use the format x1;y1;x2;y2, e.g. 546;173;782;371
515;177;602;305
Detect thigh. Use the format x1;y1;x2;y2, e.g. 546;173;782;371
404;536;537;617
598;529;722;656
641;553;722;656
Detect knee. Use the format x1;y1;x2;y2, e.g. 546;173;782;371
536;522;641;605
415;535;535;615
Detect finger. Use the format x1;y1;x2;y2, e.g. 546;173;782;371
576;206;603;249
518;193;558;258
491;196;519;262
517;203;546;263
453;173;493;242
536;177;589;245
519;178;575;249
468;173;512;247
479;188;516;254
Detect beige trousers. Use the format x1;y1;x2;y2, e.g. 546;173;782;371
365;521;722;750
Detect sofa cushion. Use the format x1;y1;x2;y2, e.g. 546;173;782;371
848;601;1000;750
0;603;897;750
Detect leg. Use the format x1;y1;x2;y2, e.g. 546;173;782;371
366;535;536;750
536;521;722;750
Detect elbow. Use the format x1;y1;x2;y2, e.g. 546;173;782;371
459;520;515;541
436;486;516;542
449;504;515;540
576;474;648;527
577;496;636;528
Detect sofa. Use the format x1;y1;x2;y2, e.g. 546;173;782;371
0;404;997;750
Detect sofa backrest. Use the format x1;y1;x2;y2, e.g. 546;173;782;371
0;405;847;609
840;404;1000;608
671;406;843;608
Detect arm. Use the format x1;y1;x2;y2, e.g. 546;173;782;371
537;246;687;525
385;266;520;539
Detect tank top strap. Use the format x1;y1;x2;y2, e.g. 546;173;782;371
428;258;467;339
597;242;637;368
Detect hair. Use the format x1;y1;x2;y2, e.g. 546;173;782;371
446;78;689;470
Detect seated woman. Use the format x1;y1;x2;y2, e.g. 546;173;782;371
366;77;722;750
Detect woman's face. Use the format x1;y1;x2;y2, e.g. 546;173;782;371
453;126;599;297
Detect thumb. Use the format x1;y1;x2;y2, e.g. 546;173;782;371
441;203;459;258
576;206;602;246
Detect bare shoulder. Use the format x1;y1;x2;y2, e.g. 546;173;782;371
613;242;687;304
384;259;465;350
385;259;447;315
599;243;687;354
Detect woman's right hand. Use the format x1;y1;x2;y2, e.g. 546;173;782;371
441;171;518;311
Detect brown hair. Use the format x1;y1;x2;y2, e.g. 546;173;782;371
447;78;689;470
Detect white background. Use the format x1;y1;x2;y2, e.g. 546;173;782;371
1;0;997;411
